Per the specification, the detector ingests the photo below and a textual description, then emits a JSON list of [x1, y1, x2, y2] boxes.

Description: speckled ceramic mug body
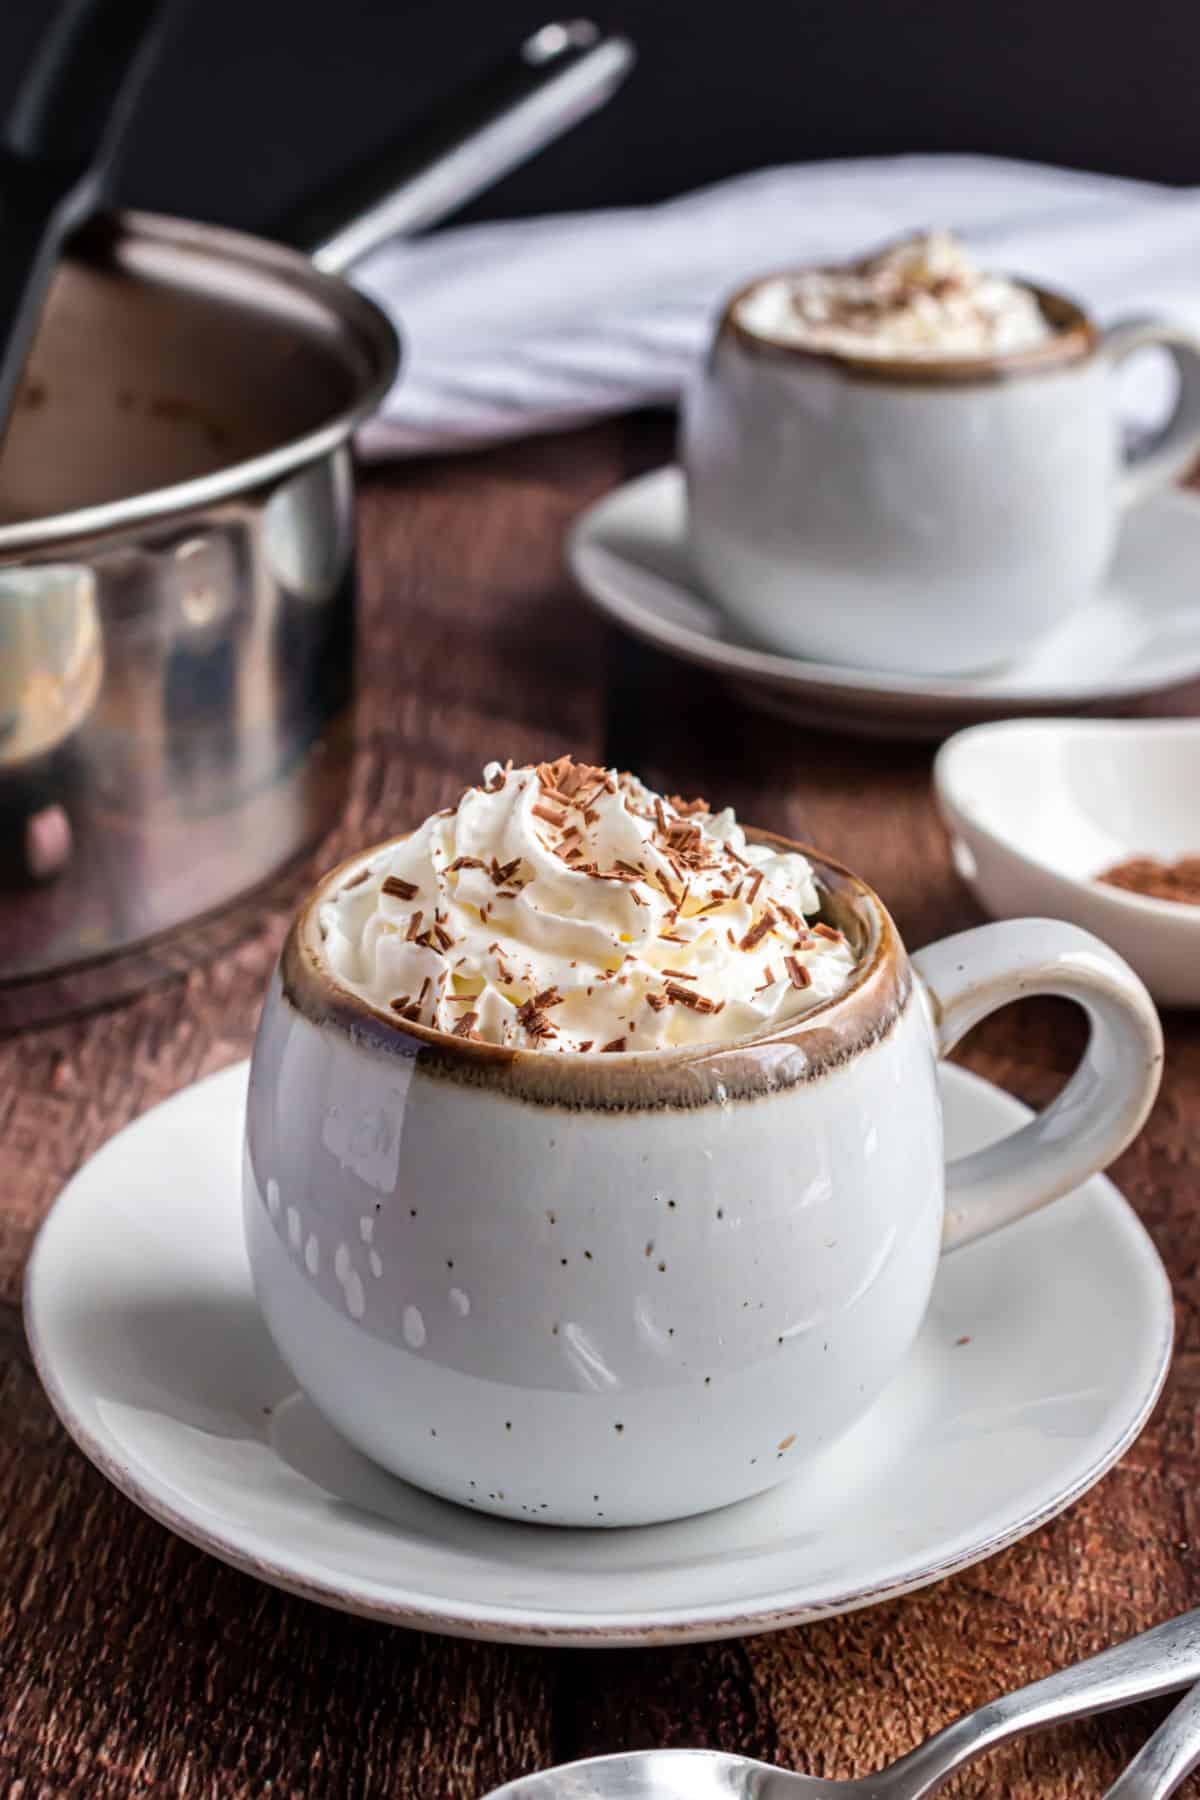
[[243, 834, 1162, 1527]]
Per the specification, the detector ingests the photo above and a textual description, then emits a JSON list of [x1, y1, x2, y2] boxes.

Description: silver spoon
[[1105, 1680, 1200, 1799], [481, 1607, 1200, 1798]]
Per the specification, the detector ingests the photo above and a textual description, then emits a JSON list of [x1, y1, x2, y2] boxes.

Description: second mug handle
[[1103, 317, 1200, 509], [910, 920, 1163, 1253]]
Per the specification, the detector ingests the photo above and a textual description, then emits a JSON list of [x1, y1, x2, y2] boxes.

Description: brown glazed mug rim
[[279, 826, 913, 1110], [719, 267, 1097, 387]]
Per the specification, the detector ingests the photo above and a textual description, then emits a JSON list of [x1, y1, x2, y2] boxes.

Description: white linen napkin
[[352, 153, 1200, 457]]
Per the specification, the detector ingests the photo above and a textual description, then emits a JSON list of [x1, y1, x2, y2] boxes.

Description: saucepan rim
[[0, 208, 400, 559]]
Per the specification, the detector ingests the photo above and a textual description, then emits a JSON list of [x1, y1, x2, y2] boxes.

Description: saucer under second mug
[[568, 466, 1200, 739]]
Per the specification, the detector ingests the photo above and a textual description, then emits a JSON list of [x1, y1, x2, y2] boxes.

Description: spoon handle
[[1103, 1681, 1200, 1800], [879, 1608, 1200, 1798]]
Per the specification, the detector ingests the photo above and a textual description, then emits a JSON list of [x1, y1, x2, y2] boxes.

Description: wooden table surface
[[2, 414, 1199, 1798]]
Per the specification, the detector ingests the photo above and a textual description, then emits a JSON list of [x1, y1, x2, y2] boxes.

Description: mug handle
[[911, 920, 1163, 1253], [1103, 317, 1200, 509]]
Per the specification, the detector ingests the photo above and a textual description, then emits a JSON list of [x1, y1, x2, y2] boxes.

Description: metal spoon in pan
[[480, 1606, 1200, 1798]]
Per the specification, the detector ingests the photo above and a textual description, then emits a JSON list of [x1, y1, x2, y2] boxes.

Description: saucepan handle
[[278, 22, 636, 274], [910, 920, 1162, 1253]]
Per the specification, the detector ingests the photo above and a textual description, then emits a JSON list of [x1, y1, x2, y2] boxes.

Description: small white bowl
[[934, 718, 1200, 1007]]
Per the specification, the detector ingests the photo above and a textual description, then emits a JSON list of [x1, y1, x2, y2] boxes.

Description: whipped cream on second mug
[[737, 230, 1052, 360], [320, 757, 855, 1052]]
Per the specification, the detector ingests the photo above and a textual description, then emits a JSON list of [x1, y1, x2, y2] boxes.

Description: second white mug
[[683, 279, 1200, 676]]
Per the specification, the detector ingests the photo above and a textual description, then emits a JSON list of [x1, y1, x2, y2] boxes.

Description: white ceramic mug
[[243, 833, 1162, 1528], [682, 279, 1200, 676]]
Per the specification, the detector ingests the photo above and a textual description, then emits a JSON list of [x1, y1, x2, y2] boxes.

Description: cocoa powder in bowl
[[1097, 855, 1200, 905]]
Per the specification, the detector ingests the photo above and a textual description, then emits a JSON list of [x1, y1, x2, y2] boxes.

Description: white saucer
[[25, 1061, 1172, 1647], [568, 467, 1200, 740]]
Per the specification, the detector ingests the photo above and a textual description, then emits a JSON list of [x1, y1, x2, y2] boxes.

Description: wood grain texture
[[1, 413, 1198, 1798]]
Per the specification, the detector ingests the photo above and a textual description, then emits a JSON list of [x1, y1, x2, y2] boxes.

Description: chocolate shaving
[[812, 922, 844, 943], [600, 1036, 627, 1053], [656, 872, 683, 909], [646, 993, 668, 1012], [777, 903, 809, 935], [671, 879, 691, 922], [536, 756, 606, 804], [660, 968, 695, 979], [452, 1012, 479, 1038], [489, 856, 522, 888], [515, 986, 564, 1036], [756, 964, 777, 992], [577, 1040, 594, 1053], [747, 869, 765, 905], [739, 909, 777, 952], [445, 856, 485, 874], [785, 956, 812, 990], [434, 924, 454, 951], [667, 821, 703, 851], [664, 981, 717, 1013], [382, 875, 419, 901], [532, 801, 567, 828], [405, 910, 424, 941]]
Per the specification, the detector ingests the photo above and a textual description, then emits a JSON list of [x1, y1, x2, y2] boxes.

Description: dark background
[[2, 0, 1199, 239]]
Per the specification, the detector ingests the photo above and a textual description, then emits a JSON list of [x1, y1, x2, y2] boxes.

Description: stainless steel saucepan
[[0, 20, 633, 1027]]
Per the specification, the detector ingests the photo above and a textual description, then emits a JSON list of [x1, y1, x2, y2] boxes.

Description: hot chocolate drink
[[320, 756, 855, 1052], [735, 230, 1052, 361]]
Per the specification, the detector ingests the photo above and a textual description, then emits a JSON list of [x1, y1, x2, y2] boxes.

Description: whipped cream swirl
[[737, 230, 1052, 361], [319, 758, 856, 1053]]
